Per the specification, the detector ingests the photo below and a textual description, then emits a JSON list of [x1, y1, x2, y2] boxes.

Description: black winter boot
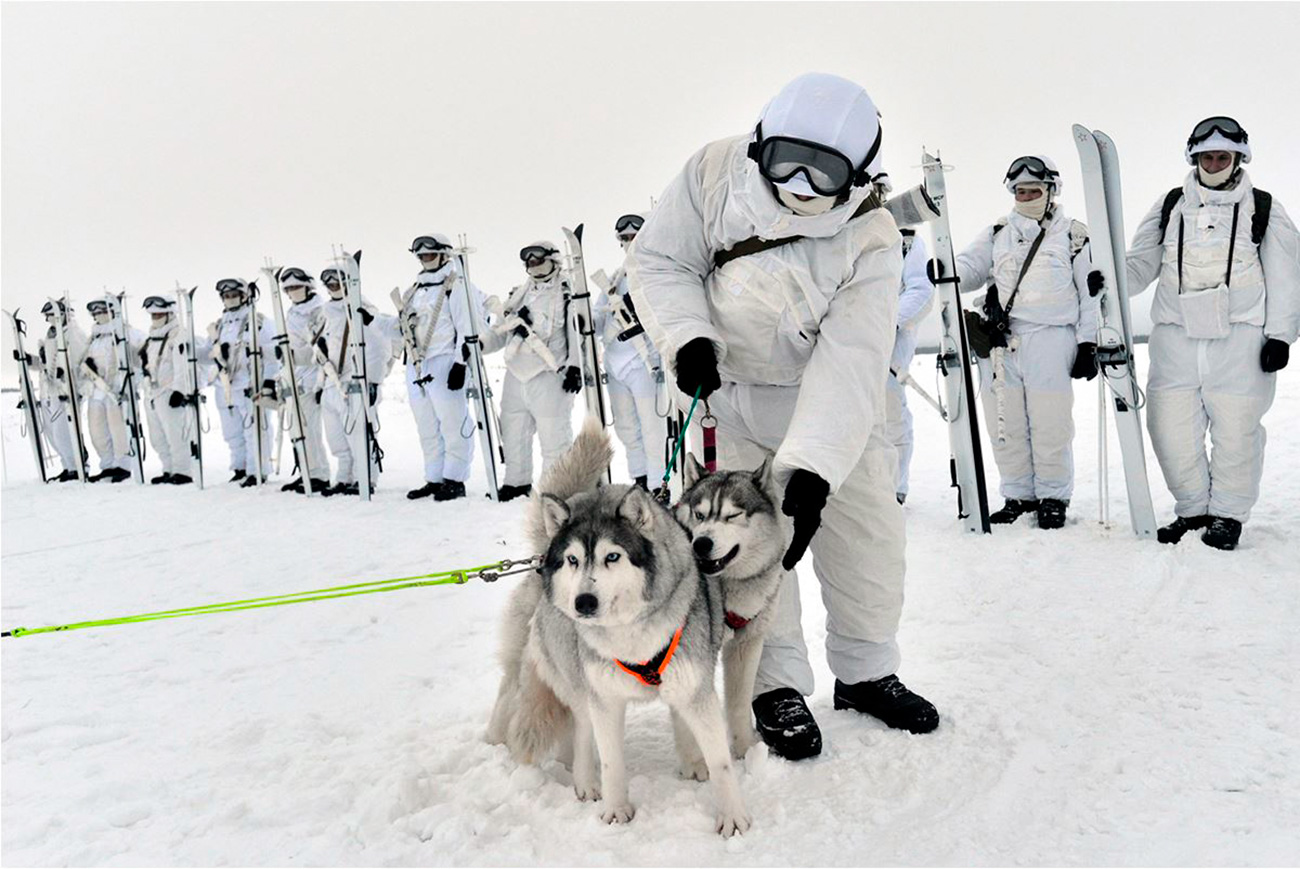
[[1036, 498, 1068, 530], [167, 474, 193, 485], [989, 498, 1038, 524], [497, 484, 532, 502], [406, 481, 442, 500], [281, 478, 305, 493], [151, 473, 173, 485], [434, 480, 466, 501], [833, 675, 940, 734], [239, 474, 260, 488], [108, 468, 132, 483], [751, 688, 823, 760], [229, 469, 246, 483], [1201, 517, 1242, 551], [634, 475, 649, 491], [1157, 514, 1211, 544], [55, 469, 79, 482]]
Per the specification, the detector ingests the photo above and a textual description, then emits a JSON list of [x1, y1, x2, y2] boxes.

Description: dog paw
[[678, 757, 710, 782], [715, 808, 753, 838], [730, 728, 760, 760], [599, 802, 635, 825], [574, 781, 601, 802]]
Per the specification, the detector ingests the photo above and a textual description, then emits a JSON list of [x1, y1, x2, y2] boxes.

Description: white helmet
[[1004, 155, 1062, 194], [1185, 116, 1251, 165]]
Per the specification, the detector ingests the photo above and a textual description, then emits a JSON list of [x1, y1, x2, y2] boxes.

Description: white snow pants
[[215, 382, 270, 477], [321, 383, 381, 485], [975, 325, 1077, 502], [702, 384, 905, 697], [42, 397, 78, 471], [884, 375, 914, 498], [146, 396, 193, 475], [500, 370, 575, 487], [607, 364, 667, 483], [289, 386, 329, 482], [1146, 323, 1276, 523], [406, 355, 475, 484], [86, 395, 130, 472]]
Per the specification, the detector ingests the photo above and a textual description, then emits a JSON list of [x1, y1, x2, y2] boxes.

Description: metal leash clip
[[472, 555, 544, 583]]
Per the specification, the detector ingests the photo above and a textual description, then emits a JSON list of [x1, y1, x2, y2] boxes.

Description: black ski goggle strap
[[614, 214, 644, 233], [520, 245, 558, 263], [747, 121, 883, 197], [216, 278, 248, 294], [142, 296, 173, 310], [87, 301, 109, 313], [1189, 116, 1248, 146], [320, 268, 344, 286], [1004, 156, 1059, 185], [279, 267, 313, 285], [41, 301, 67, 315], [410, 236, 452, 254]]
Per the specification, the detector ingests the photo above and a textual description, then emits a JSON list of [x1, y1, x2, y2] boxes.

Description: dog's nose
[[574, 593, 599, 616], [693, 537, 713, 558]]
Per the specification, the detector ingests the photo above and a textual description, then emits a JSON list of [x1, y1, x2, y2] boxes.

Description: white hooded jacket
[[486, 269, 579, 382], [627, 134, 901, 493], [404, 261, 488, 363]]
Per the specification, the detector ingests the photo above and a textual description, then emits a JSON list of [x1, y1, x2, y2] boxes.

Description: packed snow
[[2, 353, 1298, 866]]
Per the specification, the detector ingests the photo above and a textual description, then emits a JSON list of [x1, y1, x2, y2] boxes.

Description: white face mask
[[1013, 186, 1050, 220], [92, 311, 111, 325], [777, 187, 835, 216], [285, 287, 309, 304], [327, 286, 345, 301], [526, 261, 557, 279], [151, 313, 170, 328], [1197, 164, 1235, 188]]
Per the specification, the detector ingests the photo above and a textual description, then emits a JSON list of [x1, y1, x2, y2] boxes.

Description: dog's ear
[[684, 452, 707, 489], [752, 455, 775, 492], [617, 485, 656, 532], [540, 493, 570, 538]]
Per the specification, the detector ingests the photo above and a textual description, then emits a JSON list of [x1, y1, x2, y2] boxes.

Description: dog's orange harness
[[615, 627, 683, 687]]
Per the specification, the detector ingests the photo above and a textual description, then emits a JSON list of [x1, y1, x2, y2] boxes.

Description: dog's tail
[[525, 415, 612, 553], [506, 657, 572, 765]]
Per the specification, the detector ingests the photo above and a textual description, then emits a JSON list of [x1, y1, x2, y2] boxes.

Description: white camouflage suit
[[1126, 170, 1300, 522], [82, 320, 141, 473], [400, 261, 487, 485], [593, 266, 668, 483], [37, 318, 88, 473], [886, 232, 936, 499], [483, 269, 579, 488], [202, 306, 279, 477], [628, 135, 907, 695], [317, 294, 391, 486], [142, 315, 195, 476], [956, 207, 1099, 502], [280, 293, 330, 483]]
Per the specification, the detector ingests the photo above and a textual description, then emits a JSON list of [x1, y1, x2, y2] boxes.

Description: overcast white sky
[[3, 1, 1298, 367]]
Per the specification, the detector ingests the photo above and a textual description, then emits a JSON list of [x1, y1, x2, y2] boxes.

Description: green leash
[[655, 385, 703, 503], [1, 556, 541, 640]]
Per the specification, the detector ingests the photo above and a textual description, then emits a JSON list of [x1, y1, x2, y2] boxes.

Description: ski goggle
[[87, 300, 109, 312], [319, 268, 345, 286], [216, 278, 248, 295], [41, 301, 66, 315], [1188, 116, 1247, 148], [410, 236, 452, 254], [1004, 156, 1059, 186], [142, 296, 173, 311], [614, 214, 644, 234], [279, 267, 313, 286], [750, 122, 881, 197], [520, 245, 558, 264]]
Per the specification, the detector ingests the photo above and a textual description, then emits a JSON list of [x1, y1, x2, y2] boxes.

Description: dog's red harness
[[615, 628, 683, 687], [724, 611, 750, 630]]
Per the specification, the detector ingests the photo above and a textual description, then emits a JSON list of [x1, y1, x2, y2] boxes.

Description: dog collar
[[615, 627, 683, 687], [724, 611, 750, 630]]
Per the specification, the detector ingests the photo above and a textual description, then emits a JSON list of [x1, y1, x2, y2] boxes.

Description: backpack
[[1158, 186, 1272, 246]]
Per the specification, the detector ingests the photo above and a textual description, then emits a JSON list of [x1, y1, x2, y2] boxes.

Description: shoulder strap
[[711, 191, 883, 271], [1251, 188, 1272, 246], [1001, 225, 1049, 319], [1224, 202, 1241, 288], [1159, 187, 1184, 242]]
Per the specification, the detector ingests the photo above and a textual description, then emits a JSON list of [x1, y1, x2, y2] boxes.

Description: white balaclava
[[1196, 156, 1238, 189], [1013, 182, 1051, 220], [757, 72, 884, 216], [1187, 128, 1251, 189]]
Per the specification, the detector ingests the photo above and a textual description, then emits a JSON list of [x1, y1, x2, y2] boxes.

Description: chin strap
[[615, 627, 684, 687]]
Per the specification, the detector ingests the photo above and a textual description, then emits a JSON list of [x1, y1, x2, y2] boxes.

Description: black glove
[[517, 306, 532, 325], [368, 383, 379, 406], [781, 469, 831, 571], [12, 350, 28, 364], [261, 379, 277, 400], [220, 341, 231, 360], [673, 337, 721, 400], [359, 307, 375, 327], [314, 388, 323, 404], [84, 357, 99, 375], [56, 366, 65, 380], [460, 342, 471, 362], [562, 366, 582, 394], [315, 336, 328, 357], [1070, 342, 1099, 381], [926, 258, 946, 284], [512, 323, 530, 339], [447, 362, 467, 391], [168, 390, 188, 408], [273, 345, 283, 361], [1087, 270, 1105, 297], [1261, 338, 1290, 373]]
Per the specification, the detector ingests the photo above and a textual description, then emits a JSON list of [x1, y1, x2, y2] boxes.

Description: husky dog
[[676, 453, 786, 763], [488, 418, 751, 837]]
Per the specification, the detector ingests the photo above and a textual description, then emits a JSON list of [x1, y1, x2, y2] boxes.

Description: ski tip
[[574, 224, 584, 243]]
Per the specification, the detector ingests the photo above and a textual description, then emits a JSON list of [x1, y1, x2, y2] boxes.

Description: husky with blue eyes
[[675, 452, 786, 763]]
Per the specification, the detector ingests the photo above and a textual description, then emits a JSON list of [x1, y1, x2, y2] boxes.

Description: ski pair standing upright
[[4, 308, 50, 482]]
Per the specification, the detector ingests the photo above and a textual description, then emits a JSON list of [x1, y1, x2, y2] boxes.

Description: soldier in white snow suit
[[315, 266, 391, 496], [1125, 116, 1300, 551], [481, 241, 581, 502], [628, 73, 939, 761], [201, 278, 279, 486], [951, 155, 1101, 530], [80, 298, 140, 482], [593, 213, 669, 489], [34, 300, 88, 481], [398, 234, 488, 502], [139, 295, 195, 484], [885, 229, 935, 504], [274, 267, 331, 495]]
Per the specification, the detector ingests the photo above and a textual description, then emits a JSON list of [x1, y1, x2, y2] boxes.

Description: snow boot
[[434, 480, 466, 501], [151, 473, 173, 485], [239, 475, 261, 488], [497, 484, 532, 502], [634, 475, 649, 491], [108, 468, 132, 483], [88, 469, 111, 482], [229, 469, 246, 483], [1036, 498, 1068, 530], [1157, 514, 1211, 544], [752, 687, 823, 760], [1201, 517, 1242, 551], [54, 469, 79, 482], [833, 675, 940, 735], [281, 478, 305, 493], [167, 474, 193, 485], [989, 498, 1038, 524], [896, 492, 907, 505], [406, 480, 442, 501]]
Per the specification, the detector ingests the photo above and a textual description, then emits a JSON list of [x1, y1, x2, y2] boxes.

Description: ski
[[175, 283, 206, 489], [3, 309, 50, 482], [561, 225, 611, 428], [106, 293, 147, 484], [49, 297, 89, 484], [1072, 125, 1157, 538], [333, 248, 374, 502], [452, 238, 504, 501], [246, 281, 268, 486], [262, 264, 315, 498], [921, 149, 992, 534]]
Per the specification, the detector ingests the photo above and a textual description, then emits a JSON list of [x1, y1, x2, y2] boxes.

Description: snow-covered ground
[[2, 355, 1298, 866]]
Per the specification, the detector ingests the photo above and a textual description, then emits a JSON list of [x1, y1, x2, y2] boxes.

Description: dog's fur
[[487, 418, 751, 836], [675, 452, 786, 763]]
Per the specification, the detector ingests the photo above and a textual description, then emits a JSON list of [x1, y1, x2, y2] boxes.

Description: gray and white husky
[[486, 419, 751, 836], [675, 452, 786, 764]]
